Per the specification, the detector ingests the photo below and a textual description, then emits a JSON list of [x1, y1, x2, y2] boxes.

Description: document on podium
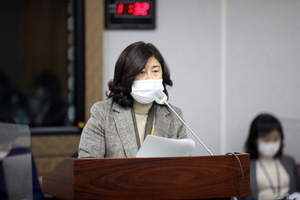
[[136, 135, 195, 158]]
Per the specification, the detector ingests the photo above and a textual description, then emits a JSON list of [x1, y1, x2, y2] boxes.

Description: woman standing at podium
[[78, 41, 187, 158], [243, 113, 300, 200]]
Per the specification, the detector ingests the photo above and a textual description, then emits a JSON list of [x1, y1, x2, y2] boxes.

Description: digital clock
[[105, 0, 155, 29], [116, 2, 150, 16]]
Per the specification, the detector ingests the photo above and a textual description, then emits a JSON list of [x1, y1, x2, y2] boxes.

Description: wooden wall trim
[[84, 0, 103, 121]]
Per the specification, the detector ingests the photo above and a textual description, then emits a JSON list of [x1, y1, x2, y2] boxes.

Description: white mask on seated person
[[258, 141, 281, 158], [131, 79, 164, 104]]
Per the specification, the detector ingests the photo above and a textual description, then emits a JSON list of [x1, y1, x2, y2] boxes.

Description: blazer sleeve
[[78, 102, 107, 158]]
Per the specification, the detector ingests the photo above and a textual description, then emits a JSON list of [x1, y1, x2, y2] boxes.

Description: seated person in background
[[78, 41, 187, 158], [243, 113, 300, 200], [27, 71, 68, 127], [0, 111, 43, 200]]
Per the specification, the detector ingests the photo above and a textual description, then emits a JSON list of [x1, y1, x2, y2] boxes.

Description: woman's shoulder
[[281, 154, 296, 160], [165, 102, 182, 112], [90, 98, 128, 113], [90, 99, 113, 112], [156, 103, 184, 119], [279, 154, 297, 165], [92, 99, 112, 107]]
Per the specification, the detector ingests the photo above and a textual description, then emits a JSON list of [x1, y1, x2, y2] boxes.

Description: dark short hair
[[106, 41, 173, 108], [244, 113, 284, 159]]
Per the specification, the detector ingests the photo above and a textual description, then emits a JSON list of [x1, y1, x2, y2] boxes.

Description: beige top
[[256, 156, 290, 200], [133, 100, 153, 145]]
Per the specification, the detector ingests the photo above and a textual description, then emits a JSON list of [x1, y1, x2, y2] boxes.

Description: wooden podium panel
[[42, 154, 250, 200]]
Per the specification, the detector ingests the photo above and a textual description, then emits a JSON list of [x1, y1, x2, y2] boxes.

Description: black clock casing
[[105, 0, 155, 29]]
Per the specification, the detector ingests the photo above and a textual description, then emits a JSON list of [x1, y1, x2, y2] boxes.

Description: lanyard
[[258, 159, 281, 198]]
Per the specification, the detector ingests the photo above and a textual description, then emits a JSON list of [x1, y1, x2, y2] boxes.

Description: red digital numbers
[[117, 2, 150, 16], [117, 3, 124, 14], [133, 3, 150, 15]]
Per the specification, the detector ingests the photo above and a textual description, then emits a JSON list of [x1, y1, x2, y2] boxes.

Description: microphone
[[154, 90, 213, 155]]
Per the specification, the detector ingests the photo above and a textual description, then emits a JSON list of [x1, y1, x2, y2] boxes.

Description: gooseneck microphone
[[154, 90, 213, 155]]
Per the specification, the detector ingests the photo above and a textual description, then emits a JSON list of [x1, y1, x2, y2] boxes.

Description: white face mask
[[258, 141, 281, 157], [131, 79, 164, 104], [0, 151, 9, 160]]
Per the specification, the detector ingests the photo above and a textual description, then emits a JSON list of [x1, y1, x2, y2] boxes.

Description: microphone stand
[[163, 101, 214, 156]]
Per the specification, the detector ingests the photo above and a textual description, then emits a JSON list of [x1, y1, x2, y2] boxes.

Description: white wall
[[103, 0, 300, 163]]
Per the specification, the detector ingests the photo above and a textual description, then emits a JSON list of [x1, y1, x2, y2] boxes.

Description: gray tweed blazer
[[78, 99, 187, 158]]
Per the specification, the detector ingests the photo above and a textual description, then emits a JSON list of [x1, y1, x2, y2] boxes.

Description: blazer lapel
[[112, 103, 139, 157], [154, 105, 171, 137]]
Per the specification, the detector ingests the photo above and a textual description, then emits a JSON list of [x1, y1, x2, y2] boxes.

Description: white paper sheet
[[136, 135, 195, 158], [287, 192, 300, 200]]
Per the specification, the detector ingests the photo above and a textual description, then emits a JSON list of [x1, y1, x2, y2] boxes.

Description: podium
[[42, 154, 250, 200]]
